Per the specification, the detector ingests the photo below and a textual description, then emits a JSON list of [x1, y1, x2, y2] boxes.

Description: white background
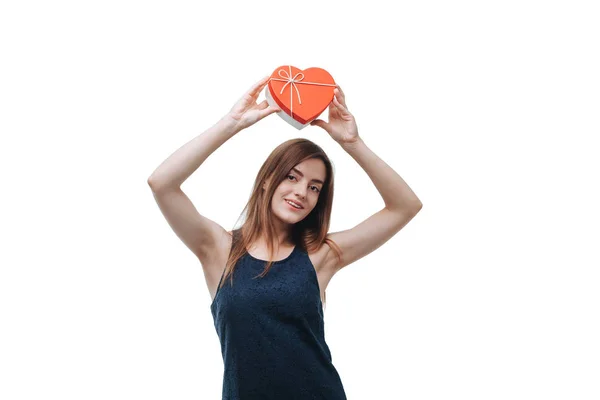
[[1, 0, 598, 399]]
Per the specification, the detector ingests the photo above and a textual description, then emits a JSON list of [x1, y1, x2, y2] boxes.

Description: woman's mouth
[[284, 199, 303, 210]]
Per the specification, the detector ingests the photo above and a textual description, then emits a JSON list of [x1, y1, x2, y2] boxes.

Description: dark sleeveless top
[[210, 230, 347, 400]]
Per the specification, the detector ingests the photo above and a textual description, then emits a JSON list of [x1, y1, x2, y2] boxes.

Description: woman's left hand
[[310, 85, 360, 145]]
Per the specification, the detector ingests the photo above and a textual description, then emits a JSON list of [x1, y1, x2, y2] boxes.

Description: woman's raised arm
[[148, 75, 280, 192], [146, 76, 280, 275]]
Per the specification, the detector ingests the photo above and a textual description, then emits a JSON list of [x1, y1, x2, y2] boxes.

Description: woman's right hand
[[223, 76, 281, 132]]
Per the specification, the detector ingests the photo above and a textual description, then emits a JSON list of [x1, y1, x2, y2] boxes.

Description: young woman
[[148, 75, 423, 399]]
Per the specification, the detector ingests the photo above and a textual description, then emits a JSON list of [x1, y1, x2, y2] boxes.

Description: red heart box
[[265, 65, 336, 130]]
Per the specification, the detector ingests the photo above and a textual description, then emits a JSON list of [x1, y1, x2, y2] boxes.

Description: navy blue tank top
[[210, 230, 347, 400]]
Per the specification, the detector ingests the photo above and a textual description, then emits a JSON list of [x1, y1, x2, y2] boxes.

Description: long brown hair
[[218, 138, 342, 309]]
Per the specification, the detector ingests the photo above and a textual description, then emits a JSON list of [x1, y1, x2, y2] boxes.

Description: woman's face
[[269, 158, 326, 225]]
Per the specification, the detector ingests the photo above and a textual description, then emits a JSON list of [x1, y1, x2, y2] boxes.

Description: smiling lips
[[284, 199, 304, 209]]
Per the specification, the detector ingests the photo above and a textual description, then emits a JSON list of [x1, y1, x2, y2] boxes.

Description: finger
[[247, 75, 270, 98], [334, 87, 347, 109], [335, 84, 345, 98], [310, 119, 330, 132], [332, 96, 350, 115], [258, 105, 281, 119], [254, 99, 269, 110], [327, 101, 339, 116]]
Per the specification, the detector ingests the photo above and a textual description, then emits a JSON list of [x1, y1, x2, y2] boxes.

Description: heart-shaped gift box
[[265, 65, 336, 130]]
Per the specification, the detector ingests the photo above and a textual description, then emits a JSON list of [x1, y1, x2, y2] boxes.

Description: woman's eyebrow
[[291, 167, 324, 185]]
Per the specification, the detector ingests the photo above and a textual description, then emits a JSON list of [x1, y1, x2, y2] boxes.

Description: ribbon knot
[[278, 68, 304, 106]]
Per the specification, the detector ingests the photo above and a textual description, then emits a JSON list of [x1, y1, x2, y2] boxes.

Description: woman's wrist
[[217, 114, 243, 135], [339, 135, 363, 149]]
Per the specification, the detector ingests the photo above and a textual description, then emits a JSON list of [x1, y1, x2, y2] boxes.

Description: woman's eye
[[288, 175, 319, 193]]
